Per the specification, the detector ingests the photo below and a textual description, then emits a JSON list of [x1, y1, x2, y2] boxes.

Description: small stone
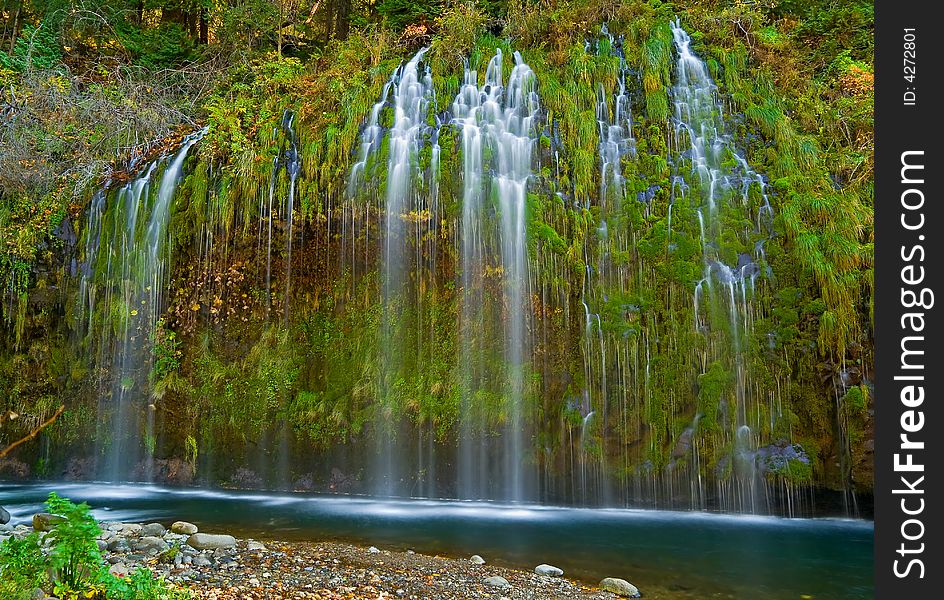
[[32, 513, 65, 532], [249, 578, 260, 586], [600, 577, 641, 598], [107, 538, 132, 553], [171, 521, 198, 535], [120, 523, 143, 534], [96, 539, 108, 551], [484, 576, 511, 588], [186, 533, 236, 550], [470, 554, 486, 565], [109, 563, 130, 578], [534, 564, 563, 577], [247, 540, 267, 551], [192, 555, 212, 567], [368, 546, 381, 553], [134, 536, 169, 553], [141, 523, 166, 537]]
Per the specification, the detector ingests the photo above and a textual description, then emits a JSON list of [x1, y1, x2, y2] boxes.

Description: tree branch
[[0, 405, 65, 458]]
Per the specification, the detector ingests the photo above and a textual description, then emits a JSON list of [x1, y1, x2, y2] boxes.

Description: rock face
[[483, 575, 511, 588], [534, 564, 564, 577], [171, 521, 198, 535], [32, 513, 65, 532], [186, 533, 236, 550], [600, 577, 641, 598], [0, 506, 10, 524]]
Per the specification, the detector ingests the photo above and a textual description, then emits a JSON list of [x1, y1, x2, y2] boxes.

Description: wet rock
[[0, 505, 9, 524], [368, 546, 381, 553], [141, 523, 166, 537], [187, 533, 236, 550], [600, 577, 641, 597], [535, 564, 564, 577], [247, 540, 267, 551], [171, 521, 198, 535], [484, 575, 511, 588], [470, 554, 486, 565], [32, 513, 65, 532]]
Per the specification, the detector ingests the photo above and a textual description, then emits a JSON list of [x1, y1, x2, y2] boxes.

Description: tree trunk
[[8, 5, 20, 55], [200, 8, 208, 44], [335, 0, 352, 41]]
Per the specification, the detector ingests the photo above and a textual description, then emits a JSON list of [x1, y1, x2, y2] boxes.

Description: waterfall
[[670, 19, 774, 512], [452, 49, 541, 501], [345, 47, 438, 496], [79, 127, 207, 482]]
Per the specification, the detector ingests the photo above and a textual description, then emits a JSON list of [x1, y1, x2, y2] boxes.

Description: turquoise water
[[0, 483, 873, 599]]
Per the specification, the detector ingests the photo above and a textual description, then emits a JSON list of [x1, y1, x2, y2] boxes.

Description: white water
[[453, 49, 541, 501]]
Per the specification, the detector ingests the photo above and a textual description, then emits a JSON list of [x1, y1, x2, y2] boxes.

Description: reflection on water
[[0, 483, 873, 599]]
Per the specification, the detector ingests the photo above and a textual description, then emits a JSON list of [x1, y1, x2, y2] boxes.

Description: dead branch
[[0, 404, 65, 459]]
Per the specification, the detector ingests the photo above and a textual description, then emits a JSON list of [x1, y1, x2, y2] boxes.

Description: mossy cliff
[[0, 0, 873, 515]]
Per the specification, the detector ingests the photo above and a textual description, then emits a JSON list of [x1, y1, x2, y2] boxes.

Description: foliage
[[0, 493, 189, 599], [0, 532, 47, 599], [44, 491, 103, 588]]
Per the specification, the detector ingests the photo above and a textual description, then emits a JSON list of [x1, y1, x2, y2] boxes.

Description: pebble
[[535, 563, 564, 577], [600, 577, 641, 598], [484, 575, 511, 588], [368, 546, 381, 553], [172, 521, 199, 535], [141, 522, 166, 536], [470, 554, 486, 565], [187, 533, 236, 550]]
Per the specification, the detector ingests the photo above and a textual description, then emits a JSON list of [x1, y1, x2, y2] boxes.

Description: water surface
[[0, 483, 873, 599]]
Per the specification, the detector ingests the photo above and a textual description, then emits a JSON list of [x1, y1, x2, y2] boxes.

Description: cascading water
[[34, 19, 854, 518], [452, 49, 541, 502], [669, 19, 777, 513], [348, 48, 438, 496], [78, 128, 207, 482]]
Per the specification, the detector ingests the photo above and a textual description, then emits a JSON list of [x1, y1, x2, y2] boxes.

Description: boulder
[[483, 576, 511, 588], [32, 513, 65, 532], [171, 521, 198, 535], [186, 533, 236, 550], [534, 564, 564, 577], [600, 577, 641, 598], [0, 506, 10, 524], [141, 523, 166, 537]]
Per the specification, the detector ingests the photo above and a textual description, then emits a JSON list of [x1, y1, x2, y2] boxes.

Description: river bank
[[4, 515, 653, 599]]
